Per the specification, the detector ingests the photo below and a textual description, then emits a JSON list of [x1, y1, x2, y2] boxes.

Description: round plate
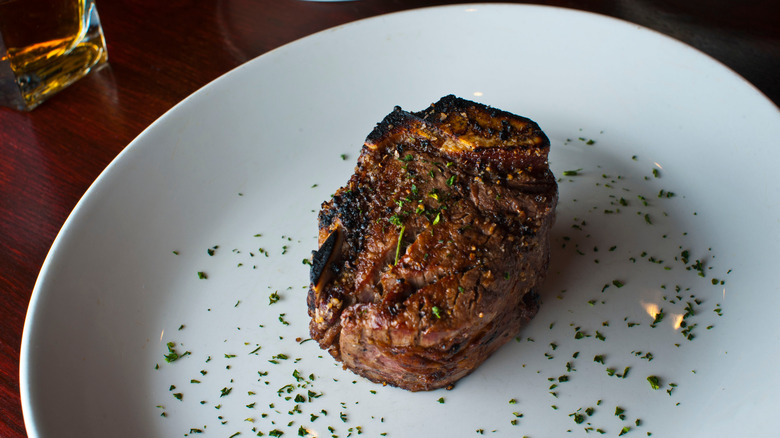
[[21, 4, 780, 437]]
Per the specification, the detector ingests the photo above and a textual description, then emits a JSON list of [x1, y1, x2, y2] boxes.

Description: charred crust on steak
[[310, 230, 339, 286], [308, 95, 557, 391]]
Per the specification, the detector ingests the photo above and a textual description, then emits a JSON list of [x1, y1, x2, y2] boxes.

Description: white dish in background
[[20, 4, 780, 437]]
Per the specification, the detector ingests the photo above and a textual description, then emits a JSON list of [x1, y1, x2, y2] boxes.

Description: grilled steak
[[308, 95, 557, 391]]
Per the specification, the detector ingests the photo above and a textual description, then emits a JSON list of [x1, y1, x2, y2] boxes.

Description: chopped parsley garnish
[[690, 259, 706, 277], [647, 375, 661, 390], [394, 225, 406, 265], [163, 342, 189, 363], [650, 310, 665, 327], [389, 214, 403, 227], [163, 342, 179, 363]]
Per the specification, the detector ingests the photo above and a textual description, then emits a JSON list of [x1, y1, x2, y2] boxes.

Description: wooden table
[[1, 0, 777, 435]]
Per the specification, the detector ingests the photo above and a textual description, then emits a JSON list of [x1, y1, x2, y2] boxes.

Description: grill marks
[[308, 95, 557, 391]]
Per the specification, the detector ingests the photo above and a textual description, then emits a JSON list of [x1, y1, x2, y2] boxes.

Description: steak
[[308, 95, 557, 391]]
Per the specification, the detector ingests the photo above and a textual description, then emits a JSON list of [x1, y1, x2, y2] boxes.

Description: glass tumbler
[[0, 0, 107, 111]]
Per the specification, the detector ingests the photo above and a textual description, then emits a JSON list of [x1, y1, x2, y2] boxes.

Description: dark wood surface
[[1, 0, 777, 435]]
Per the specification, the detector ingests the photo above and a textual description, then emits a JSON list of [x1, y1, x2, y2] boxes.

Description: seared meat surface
[[308, 95, 557, 391]]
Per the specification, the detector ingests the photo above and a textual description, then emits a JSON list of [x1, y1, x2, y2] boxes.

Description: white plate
[[21, 4, 780, 437]]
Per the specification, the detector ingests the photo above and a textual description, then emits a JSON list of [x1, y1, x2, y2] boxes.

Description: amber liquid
[[0, 0, 107, 110]]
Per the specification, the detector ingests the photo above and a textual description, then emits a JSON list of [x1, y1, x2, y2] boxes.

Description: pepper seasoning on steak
[[308, 95, 557, 391]]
